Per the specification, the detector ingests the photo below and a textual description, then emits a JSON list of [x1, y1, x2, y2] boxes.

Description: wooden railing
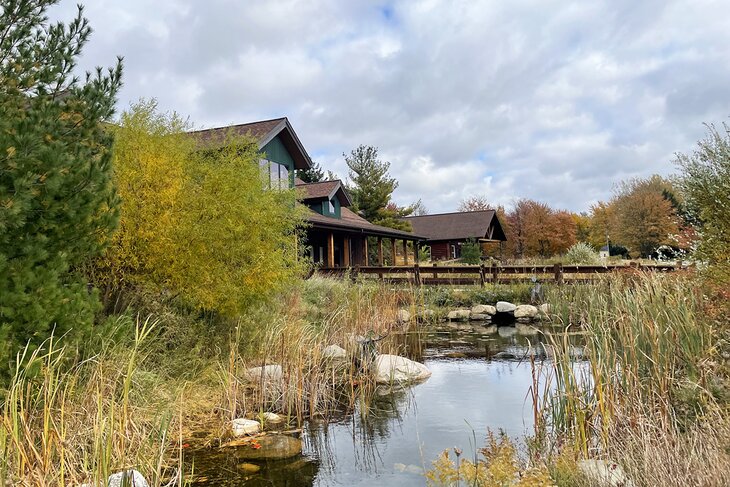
[[315, 262, 681, 285]]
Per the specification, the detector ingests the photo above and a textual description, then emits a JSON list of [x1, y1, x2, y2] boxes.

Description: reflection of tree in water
[[306, 384, 416, 476]]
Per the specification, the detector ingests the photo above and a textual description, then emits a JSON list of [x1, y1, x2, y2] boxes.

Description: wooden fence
[[315, 262, 681, 286]]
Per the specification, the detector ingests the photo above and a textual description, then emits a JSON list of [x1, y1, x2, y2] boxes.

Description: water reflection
[[188, 325, 585, 486]]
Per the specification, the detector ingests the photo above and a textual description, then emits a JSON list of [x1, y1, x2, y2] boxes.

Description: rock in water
[[470, 313, 492, 321], [244, 364, 283, 382], [497, 326, 517, 338], [496, 301, 517, 313], [237, 435, 303, 460], [373, 354, 432, 384], [237, 463, 261, 473], [481, 325, 498, 335], [322, 344, 347, 360], [516, 323, 540, 336], [232, 418, 261, 436], [447, 309, 471, 321], [514, 304, 538, 318], [396, 309, 411, 323], [107, 470, 149, 487], [471, 304, 497, 315], [577, 459, 635, 487], [260, 412, 284, 423]]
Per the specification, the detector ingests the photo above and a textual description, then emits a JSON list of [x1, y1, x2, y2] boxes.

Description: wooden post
[[491, 263, 499, 283], [414, 262, 422, 286], [327, 232, 334, 268], [403, 239, 408, 265], [363, 237, 369, 266], [553, 263, 563, 284], [343, 236, 350, 267], [432, 262, 439, 280], [378, 237, 384, 266], [479, 263, 486, 287], [391, 238, 397, 266]]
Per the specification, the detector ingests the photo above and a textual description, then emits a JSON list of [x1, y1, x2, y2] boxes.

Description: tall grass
[[538, 272, 730, 486], [0, 317, 187, 487]]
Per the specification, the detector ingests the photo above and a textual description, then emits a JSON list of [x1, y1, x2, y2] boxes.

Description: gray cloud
[[49, 0, 730, 213]]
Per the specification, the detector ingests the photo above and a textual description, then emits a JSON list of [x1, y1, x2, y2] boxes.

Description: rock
[[107, 470, 149, 487], [418, 309, 435, 321], [232, 418, 260, 436], [577, 459, 635, 487], [470, 313, 492, 321], [235, 435, 303, 460], [492, 351, 517, 360], [471, 304, 496, 315], [516, 323, 540, 336], [516, 317, 532, 324], [260, 412, 283, 423], [481, 325, 498, 335], [396, 309, 411, 323], [322, 345, 347, 360], [539, 303, 551, 314], [447, 309, 471, 321], [497, 326, 517, 338], [496, 301, 517, 313], [373, 354, 432, 384], [244, 364, 283, 382], [237, 463, 261, 473], [514, 304, 539, 319]]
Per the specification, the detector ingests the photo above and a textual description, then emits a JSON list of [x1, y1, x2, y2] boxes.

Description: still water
[[188, 325, 580, 486]]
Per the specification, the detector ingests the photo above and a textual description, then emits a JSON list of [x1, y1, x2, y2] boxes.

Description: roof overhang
[[259, 118, 312, 171]]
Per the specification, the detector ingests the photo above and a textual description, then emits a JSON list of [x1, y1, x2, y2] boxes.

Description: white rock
[[471, 304, 496, 315], [108, 470, 149, 487], [231, 418, 260, 436], [260, 412, 283, 423], [496, 301, 517, 313], [539, 303, 551, 314], [244, 364, 283, 382], [516, 323, 540, 336], [481, 325, 498, 335], [577, 459, 635, 487], [514, 304, 539, 318], [373, 354, 432, 384], [322, 344, 347, 360], [396, 309, 411, 323], [497, 326, 517, 338], [417, 308, 435, 320], [447, 309, 471, 321], [470, 313, 492, 321]]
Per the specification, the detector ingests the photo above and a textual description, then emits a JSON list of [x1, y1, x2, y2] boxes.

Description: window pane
[[279, 164, 289, 189]]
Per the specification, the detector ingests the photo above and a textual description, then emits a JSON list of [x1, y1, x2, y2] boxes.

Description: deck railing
[[315, 262, 681, 285]]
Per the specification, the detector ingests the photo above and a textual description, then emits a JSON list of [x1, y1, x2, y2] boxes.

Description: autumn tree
[[572, 212, 592, 244], [458, 195, 492, 212], [505, 199, 576, 258], [0, 1, 122, 371], [676, 123, 730, 282], [345, 144, 412, 231], [99, 101, 306, 316], [410, 198, 429, 216]]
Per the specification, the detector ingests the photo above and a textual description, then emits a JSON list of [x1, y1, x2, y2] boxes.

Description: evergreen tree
[[344, 144, 412, 231], [0, 0, 122, 371], [296, 160, 325, 183]]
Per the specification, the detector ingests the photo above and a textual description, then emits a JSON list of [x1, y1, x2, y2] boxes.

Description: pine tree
[[296, 160, 325, 183], [0, 0, 123, 372]]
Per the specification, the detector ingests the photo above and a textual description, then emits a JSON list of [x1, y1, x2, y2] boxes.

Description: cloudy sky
[[50, 0, 730, 213]]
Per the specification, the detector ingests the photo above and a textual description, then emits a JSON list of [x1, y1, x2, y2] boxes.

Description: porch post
[[343, 236, 350, 267], [327, 232, 334, 268], [403, 239, 409, 265], [391, 237, 397, 265], [363, 238, 369, 266], [377, 237, 384, 266]]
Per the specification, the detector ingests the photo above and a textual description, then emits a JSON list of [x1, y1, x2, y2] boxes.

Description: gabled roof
[[295, 179, 353, 207], [306, 206, 425, 240], [188, 117, 312, 170], [403, 210, 507, 242]]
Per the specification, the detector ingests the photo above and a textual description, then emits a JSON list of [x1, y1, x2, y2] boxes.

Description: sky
[[49, 0, 730, 214]]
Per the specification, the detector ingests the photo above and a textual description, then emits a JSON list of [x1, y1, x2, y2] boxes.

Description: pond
[[187, 324, 584, 486]]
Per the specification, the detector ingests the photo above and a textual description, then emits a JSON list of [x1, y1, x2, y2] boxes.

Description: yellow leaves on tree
[[103, 101, 306, 316]]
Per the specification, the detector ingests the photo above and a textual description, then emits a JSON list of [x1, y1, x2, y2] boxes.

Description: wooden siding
[[262, 135, 295, 187]]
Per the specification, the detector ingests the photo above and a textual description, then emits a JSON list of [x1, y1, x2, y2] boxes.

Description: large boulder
[[244, 364, 283, 382], [515, 323, 540, 336], [417, 308, 435, 321], [322, 344, 347, 360], [539, 303, 551, 314], [496, 301, 517, 313], [447, 309, 471, 321], [470, 313, 492, 321], [577, 459, 635, 487], [497, 326, 517, 338], [471, 304, 497, 315], [232, 434, 303, 460], [514, 304, 539, 319], [232, 418, 261, 436], [373, 354, 432, 384]]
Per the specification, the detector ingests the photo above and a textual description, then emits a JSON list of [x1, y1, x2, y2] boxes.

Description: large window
[[259, 159, 290, 190], [328, 199, 335, 214]]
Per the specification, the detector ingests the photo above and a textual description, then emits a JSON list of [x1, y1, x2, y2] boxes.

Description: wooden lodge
[[190, 117, 425, 268], [403, 210, 507, 260]]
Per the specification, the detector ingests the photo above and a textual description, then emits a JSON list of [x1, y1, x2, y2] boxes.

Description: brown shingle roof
[[295, 180, 340, 199], [306, 207, 424, 240], [403, 210, 506, 241]]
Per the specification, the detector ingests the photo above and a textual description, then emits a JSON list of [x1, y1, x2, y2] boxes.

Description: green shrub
[[460, 238, 482, 264], [563, 242, 601, 265]]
